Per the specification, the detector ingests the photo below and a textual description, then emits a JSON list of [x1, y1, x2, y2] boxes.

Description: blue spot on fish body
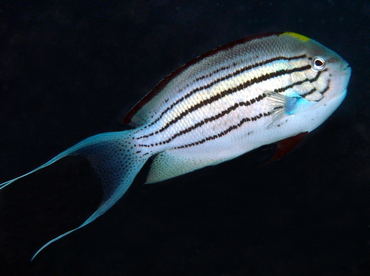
[[285, 96, 313, 115]]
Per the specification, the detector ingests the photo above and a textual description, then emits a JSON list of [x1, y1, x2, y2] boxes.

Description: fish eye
[[311, 56, 326, 71]]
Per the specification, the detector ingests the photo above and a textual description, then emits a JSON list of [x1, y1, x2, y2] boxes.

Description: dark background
[[0, 0, 369, 275]]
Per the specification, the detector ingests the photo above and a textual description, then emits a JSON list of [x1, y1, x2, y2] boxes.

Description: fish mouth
[[342, 63, 351, 74], [316, 63, 350, 102], [337, 88, 348, 98], [334, 64, 351, 98]]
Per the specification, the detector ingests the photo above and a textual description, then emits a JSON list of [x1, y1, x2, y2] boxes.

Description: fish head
[[301, 38, 352, 105], [274, 33, 352, 132]]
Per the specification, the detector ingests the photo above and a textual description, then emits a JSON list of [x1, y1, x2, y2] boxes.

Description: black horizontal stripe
[[302, 88, 317, 98], [274, 70, 323, 94], [137, 64, 311, 140], [303, 78, 331, 102], [320, 79, 331, 95], [123, 32, 285, 125], [142, 54, 308, 130], [173, 54, 308, 102], [138, 94, 267, 147], [152, 70, 323, 144], [174, 112, 271, 149], [170, 72, 324, 142], [138, 111, 271, 148], [137, 67, 328, 148]]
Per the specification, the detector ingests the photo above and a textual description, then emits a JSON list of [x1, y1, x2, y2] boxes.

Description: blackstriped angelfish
[[0, 32, 351, 259]]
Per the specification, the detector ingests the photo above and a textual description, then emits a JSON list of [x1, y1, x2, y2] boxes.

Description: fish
[[0, 32, 351, 260]]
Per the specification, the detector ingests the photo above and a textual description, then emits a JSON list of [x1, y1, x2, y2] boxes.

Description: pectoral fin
[[265, 91, 315, 127]]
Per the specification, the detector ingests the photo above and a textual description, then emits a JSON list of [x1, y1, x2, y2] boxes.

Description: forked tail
[[0, 130, 151, 260]]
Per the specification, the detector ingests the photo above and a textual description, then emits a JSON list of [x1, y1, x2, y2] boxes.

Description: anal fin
[[146, 149, 222, 184]]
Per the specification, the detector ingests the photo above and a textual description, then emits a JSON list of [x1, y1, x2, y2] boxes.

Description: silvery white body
[[130, 33, 351, 182], [0, 32, 351, 259]]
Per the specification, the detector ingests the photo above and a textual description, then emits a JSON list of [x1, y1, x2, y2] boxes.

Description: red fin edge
[[268, 132, 308, 163]]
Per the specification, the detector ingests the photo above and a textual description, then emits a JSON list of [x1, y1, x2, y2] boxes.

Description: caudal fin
[[0, 130, 151, 260]]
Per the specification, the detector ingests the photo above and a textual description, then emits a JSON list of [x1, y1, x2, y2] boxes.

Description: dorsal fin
[[123, 32, 282, 127]]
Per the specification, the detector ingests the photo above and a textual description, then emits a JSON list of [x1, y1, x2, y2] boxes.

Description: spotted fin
[[145, 149, 224, 184], [0, 131, 151, 260]]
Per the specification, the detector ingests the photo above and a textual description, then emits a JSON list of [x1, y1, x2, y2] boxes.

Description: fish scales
[[0, 32, 351, 259], [132, 36, 320, 157]]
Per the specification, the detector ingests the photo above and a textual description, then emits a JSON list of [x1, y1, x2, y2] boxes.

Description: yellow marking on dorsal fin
[[281, 32, 310, 42]]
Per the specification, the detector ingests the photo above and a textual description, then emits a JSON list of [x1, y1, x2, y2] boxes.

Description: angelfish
[[0, 32, 351, 259]]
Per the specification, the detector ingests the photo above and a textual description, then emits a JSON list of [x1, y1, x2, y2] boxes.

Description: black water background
[[0, 1, 369, 275]]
